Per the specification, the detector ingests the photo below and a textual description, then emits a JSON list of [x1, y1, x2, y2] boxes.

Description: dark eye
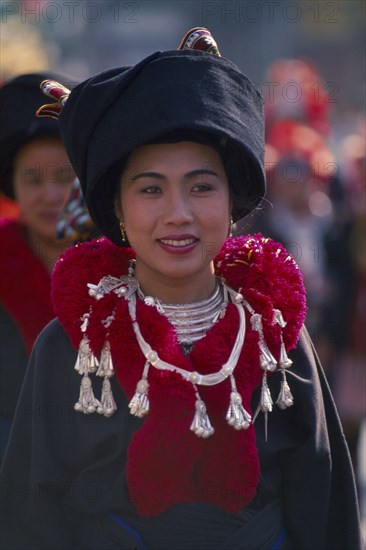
[[192, 183, 212, 192], [57, 167, 75, 185], [24, 173, 42, 186], [52, 172, 74, 187], [140, 186, 162, 194]]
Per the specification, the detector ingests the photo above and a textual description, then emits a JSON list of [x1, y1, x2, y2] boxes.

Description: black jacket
[[0, 320, 362, 550]]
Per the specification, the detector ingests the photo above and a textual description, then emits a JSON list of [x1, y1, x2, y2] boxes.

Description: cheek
[[198, 207, 230, 255], [13, 185, 37, 211], [59, 182, 74, 202], [118, 187, 134, 221], [202, 198, 230, 226], [123, 197, 159, 229]]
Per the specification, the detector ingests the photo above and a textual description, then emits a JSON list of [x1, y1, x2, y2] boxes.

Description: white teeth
[[160, 238, 195, 247]]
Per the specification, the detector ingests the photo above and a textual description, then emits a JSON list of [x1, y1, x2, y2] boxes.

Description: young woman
[[0, 29, 361, 550], [0, 74, 75, 460]]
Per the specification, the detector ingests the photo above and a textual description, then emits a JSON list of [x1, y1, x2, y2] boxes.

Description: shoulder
[[0, 219, 52, 335], [0, 218, 25, 247], [216, 234, 305, 298], [52, 237, 133, 292], [36, 317, 75, 350], [31, 319, 77, 375], [0, 217, 21, 233], [0, 303, 28, 361], [216, 234, 307, 350], [53, 238, 132, 281], [0, 219, 42, 277], [52, 238, 134, 346], [24, 319, 81, 409]]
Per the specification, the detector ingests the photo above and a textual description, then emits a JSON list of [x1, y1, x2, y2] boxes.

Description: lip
[[157, 234, 199, 254]]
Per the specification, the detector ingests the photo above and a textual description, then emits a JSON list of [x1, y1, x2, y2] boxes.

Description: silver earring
[[119, 220, 127, 242]]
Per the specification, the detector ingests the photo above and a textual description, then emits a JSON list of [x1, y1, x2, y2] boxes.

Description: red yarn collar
[[52, 235, 307, 517], [0, 219, 54, 354]]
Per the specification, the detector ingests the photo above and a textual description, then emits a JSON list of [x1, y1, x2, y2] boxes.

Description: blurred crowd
[[0, 57, 365, 529], [250, 60, 366, 530], [252, 59, 366, 467]]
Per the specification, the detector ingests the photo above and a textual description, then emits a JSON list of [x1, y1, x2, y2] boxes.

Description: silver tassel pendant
[[100, 378, 117, 417], [96, 342, 117, 416], [279, 341, 293, 369], [190, 398, 215, 438], [273, 308, 293, 369], [226, 391, 252, 430], [74, 374, 102, 414], [96, 340, 114, 378], [272, 308, 294, 408], [250, 313, 277, 372], [276, 371, 294, 409], [254, 373, 273, 442], [258, 341, 277, 372], [260, 374, 273, 413], [129, 361, 150, 418], [74, 334, 99, 375], [129, 378, 150, 418]]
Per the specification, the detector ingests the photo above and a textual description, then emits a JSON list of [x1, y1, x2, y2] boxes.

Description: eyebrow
[[131, 168, 220, 181]]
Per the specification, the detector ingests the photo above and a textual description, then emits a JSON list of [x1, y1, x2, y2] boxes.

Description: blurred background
[[1, 0, 365, 531]]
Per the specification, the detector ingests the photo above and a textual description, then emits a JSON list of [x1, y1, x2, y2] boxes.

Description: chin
[[32, 226, 58, 243], [162, 264, 208, 281]]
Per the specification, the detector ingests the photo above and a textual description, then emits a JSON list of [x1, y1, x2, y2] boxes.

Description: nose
[[162, 189, 194, 226], [42, 181, 66, 204]]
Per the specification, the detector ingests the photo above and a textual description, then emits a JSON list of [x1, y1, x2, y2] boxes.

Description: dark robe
[[0, 319, 361, 550]]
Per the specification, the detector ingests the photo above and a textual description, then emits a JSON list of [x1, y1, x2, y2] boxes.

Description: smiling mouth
[[159, 238, 197, 247]]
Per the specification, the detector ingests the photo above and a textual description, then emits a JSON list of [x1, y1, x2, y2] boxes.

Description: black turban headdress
[[0, 73, 69, 199], [37, 28, 265, 246]]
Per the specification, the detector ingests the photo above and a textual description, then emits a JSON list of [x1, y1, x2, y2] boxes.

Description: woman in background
[[0, 74, 75, 459]]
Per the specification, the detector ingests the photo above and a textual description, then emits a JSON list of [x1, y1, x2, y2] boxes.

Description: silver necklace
[[137, 280, 228, 345], [76, 262, 295, 439], [128, 281, 252, 436]]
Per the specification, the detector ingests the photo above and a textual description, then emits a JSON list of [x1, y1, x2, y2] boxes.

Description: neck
[[134, 263, 217, 304], [27, 230, 70, 273]]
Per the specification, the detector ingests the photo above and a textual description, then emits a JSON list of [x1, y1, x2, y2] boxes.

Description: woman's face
[[13, 137, 75, 242], [117, 141, 230, 296]]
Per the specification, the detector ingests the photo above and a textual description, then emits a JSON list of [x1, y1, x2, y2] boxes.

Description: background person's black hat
[[0, 72, 70, 199], [37, 28, 265, 246]]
